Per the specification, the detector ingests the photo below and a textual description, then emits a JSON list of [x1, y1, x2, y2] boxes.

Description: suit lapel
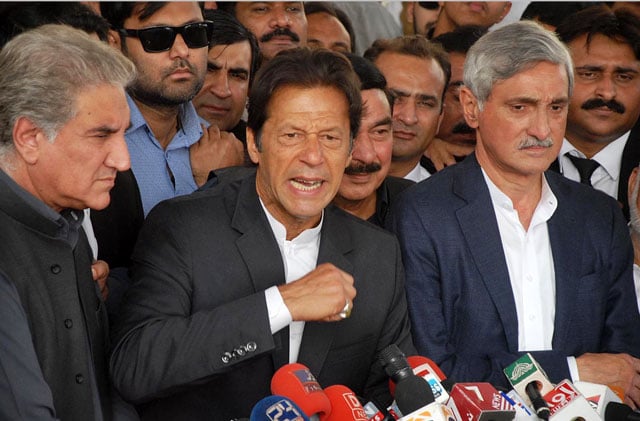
[[298, 207, 354, 375], [231, 177, 289, 368], [617, 119, 640, 219], [455, 156, 519, 352], [545, 174, 582, 348]]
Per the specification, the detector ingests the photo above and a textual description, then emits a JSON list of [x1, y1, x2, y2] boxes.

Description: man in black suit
[[551, 6, 640, 219], [110, 48, 415, 419]]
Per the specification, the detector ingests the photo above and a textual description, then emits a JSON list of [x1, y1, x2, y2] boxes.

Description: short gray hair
[[0, 24, 136, 155], [464, 20, 574, 110]]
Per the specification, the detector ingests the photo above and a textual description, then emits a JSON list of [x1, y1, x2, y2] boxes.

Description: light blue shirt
[[125, 94, 206, 216]]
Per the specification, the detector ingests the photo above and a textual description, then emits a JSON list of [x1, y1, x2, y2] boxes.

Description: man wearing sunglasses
[[100, 2, 244, 217]]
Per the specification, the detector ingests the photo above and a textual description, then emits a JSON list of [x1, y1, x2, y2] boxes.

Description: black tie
[[566, 153, 600, 187]]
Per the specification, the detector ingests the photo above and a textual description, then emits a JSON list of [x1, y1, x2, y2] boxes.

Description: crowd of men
[[0, 2, 639, 420]]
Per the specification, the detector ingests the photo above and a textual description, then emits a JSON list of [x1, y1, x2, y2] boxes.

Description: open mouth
[[291, 178, 323, 192]]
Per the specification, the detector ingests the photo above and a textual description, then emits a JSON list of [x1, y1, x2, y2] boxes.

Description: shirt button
[[50, 264, 61, 274], [75, 374, 84, 384], [529, 314, 535, 321], [64, 319, 73, 329], [246, 342, 257, 352]]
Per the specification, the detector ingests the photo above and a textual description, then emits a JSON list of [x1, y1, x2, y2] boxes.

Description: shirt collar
[[482, 168, 557, 228], [259, 198, 323, 245], [125, 93, 207, 148], [560, 131, 631, 181]]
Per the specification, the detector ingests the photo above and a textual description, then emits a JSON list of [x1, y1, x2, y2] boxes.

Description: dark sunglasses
[[120, 21, 214, 53], [418, 2, 440, 10]]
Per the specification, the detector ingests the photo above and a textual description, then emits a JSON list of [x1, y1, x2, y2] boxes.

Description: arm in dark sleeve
[[109, 202, 277, 404], [0, 272, 59, 420]]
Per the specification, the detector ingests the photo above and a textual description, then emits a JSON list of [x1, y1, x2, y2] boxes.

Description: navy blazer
[[110, 174, 415, 419], [392, 154, 640, 389]]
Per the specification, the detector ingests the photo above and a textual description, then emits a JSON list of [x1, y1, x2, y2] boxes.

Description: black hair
[[204, 9, 262, 87], [304, 2, 356, 53], [431, 25, 487, 55], [0, 2, 109, 47], [248, 47, 362, 149], [556, 5, 640, 60]]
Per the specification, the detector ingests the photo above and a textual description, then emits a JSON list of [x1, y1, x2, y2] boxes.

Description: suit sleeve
[[109, 202, 277, 404], [0, 272, 59, 420]]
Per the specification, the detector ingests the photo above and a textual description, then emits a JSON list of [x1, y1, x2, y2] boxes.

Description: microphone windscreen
[[394, 375, 435, 415], [321, 385, 368, 421], [271, 363, 331, 417], [250, 395, 310, 421], [605, 401, 640, 421]]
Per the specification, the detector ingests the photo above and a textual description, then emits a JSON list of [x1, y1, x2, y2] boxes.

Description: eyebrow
[[508, 96, 570, 105], [576, 65, 639, 74], [86, 126, 120, 136], [373, 117, 393, 127]]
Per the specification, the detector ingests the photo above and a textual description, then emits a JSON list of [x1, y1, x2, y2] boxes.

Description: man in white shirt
[[392, 21, 640, 409], [552, 6, 640, 220]]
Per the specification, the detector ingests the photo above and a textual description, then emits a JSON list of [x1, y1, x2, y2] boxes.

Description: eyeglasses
[[120, 21, 214, 53], [417, 2, 440, 10]]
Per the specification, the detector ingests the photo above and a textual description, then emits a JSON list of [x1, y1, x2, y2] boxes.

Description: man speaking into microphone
[[391, 20, 640, 409], [110, 48, 415, 420]]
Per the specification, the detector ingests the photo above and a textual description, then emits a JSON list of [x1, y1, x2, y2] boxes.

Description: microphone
[[362, 400, 393, 421], [398, 401, 457, 421], [405, 356, 451, 402], [447, 382, 516, 421], [250, 395, 310, 421], [542, 379, 600, 420], [271, 363, 331, 418], [575, 381, 623, 417], [320, 385, 368, 421], [604, 402, 640, 421], [379, 345, 434, 416], [504, 353, 554, 408], [525, 381, 551, 420]]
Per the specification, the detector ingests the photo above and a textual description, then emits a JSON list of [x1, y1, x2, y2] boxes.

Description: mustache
[[163, 59, 196, 77], [518, 136, 554, 149], [452, 121, 475, 134], [581, 98, 625, 114], [345, 161, 382, 175], [260, 27, 300, 43]]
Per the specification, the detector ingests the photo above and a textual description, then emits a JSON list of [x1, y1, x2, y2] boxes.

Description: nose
[[169, 33, 189, 59], [270, 6, 291, 27], [594, 73, 617, 101], [351, 133, 377, 164], [528, 108, 552, 142], [210, 72, 232, 99], [106, 134, 131, 172], [299, 134, 324, 166], [393, 100, 418, 126]]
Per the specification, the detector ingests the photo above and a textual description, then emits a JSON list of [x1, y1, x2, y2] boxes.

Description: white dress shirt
[[483, 170, 580, 380], [559, 132, 630, 198], [404, 161, 431, 183], [261, 199, 322, 363]]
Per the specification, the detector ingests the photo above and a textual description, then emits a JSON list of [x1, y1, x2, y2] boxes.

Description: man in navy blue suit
[[392, 20, 640, 408]]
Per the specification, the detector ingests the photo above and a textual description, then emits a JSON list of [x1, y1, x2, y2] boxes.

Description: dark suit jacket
[[549, 117, 640, 220], [110, 174, 415, 420], [392, 153, 640, 389]]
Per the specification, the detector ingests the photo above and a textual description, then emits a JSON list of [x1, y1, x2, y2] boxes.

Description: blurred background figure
[[304, 1, 354, 53]]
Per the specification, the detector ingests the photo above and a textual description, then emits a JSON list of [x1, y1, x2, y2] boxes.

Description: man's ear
[[246, 127, 260, 165], [107, 28, 121, 49], [12, 117, 45, 165], [459, 86, 480, 129]]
